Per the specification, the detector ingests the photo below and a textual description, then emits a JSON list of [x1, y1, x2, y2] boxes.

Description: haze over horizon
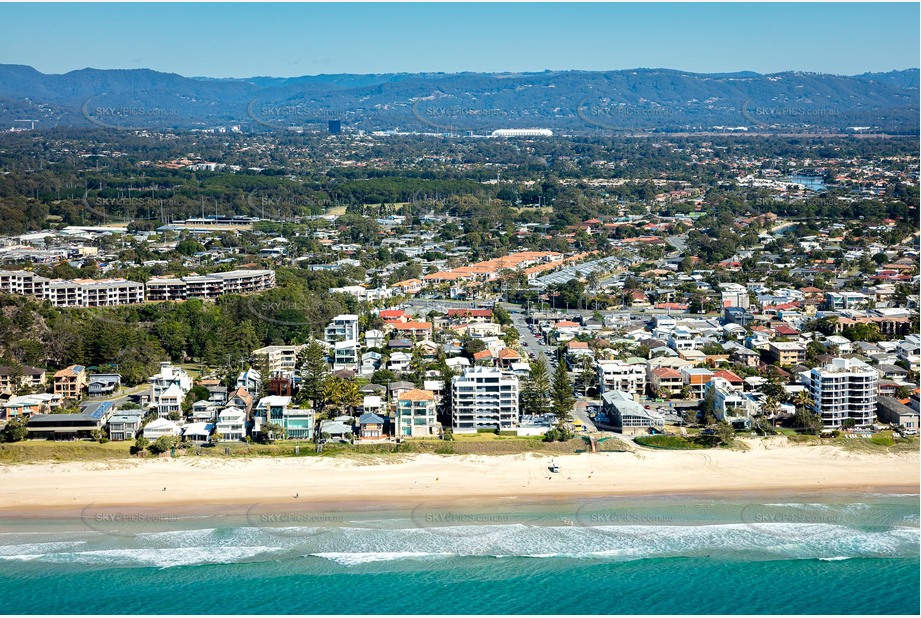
[[0, 2, 917, 78]]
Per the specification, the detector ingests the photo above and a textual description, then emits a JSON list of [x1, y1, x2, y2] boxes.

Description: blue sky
[[1, 2, 917, 77]]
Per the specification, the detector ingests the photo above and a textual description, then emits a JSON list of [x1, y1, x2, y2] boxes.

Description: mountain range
[[0, 65, 917, 133]]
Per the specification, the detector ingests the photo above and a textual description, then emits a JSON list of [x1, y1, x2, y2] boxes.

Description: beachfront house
[[357, 412, 386, 441], [216, 407, 246, 441], [142, 417, 181, 440], [395, 388, 439, 438], [108, 410, 144, 441]]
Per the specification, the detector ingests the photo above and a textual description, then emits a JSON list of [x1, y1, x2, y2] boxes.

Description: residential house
[[357, 412, 386, 441], [107, 410, 143, 441], [252, 395, 284, 434], [396, 388, 440, 438], [155, 383, 185, 418], [183, 422, 214, 443], [143, 417, 182, 440], [681, 367, 715, 400], [87, 374, 121, 397], [149, 362, 192, 406], [236, 368, 262, 397], [216, 407, 247, 441]]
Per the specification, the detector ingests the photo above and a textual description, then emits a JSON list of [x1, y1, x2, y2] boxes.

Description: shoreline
[[0, 438, 917, 516]]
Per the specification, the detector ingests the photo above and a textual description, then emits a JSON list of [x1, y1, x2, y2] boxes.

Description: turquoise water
[[0, 493, 918, 614]]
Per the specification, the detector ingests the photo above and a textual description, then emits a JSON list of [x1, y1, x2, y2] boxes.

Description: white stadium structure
[[490, 128, 553, 137]]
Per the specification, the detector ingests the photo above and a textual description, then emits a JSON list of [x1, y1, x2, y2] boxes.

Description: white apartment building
[[807, 358, 879, 429], [252, 345, 304, 374], [451, 366, 519, 433], [146, 269, 275, 301], [596, 360, 646, 397], [1, 268, 272, 305], [706, 377, 758, 427], [325, 314, 360, 343], [667, 327, 698, 351]]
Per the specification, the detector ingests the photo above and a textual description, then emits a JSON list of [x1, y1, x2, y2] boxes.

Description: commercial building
[[27, 401, 114, 440], [600, 389, 665, 435]]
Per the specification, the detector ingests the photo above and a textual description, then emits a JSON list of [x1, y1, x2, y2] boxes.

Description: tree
[[0, 415, 29, 442], [699, 387, 717, 426], [492, 305, 512, 326], [211, 431, 223, 444], [682, 406, 698, 427], [134, 436, 150, 453], [150, 435, 178, 454], [463, 337, 487, 357], [793, 406, 823, 435], [551, 360, 575, 424], [576, 355, 596, 396], [182, 384, 210, 416], [320, 376, 361, 416], [715, 420, 735, 445], [370, 369, 396, 385], [760, 396, 781, 431], [298, 340, 330, 407], [260, 421, 285, 443], [521, 355, 551, 416]]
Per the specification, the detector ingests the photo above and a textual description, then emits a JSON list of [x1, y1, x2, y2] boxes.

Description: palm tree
[[761, 396, 781, 431], [792, 390, 814, 412]]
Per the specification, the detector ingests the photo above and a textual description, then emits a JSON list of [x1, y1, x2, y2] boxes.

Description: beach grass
[[0, 440, 133, 463], [634, 435, 707, 450]]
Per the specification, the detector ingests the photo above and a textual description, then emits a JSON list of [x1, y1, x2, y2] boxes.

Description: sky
[[0, 2, 917, 78]]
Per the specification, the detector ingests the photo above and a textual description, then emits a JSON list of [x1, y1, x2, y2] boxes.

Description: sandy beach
[[0, 438, 916, 516]]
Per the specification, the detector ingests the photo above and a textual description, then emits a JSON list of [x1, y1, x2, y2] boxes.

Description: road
[[666, 235, 688, 253], [573, 400, 598, 432], [508, 308, 555, 362], [89, 383, 149, 407]]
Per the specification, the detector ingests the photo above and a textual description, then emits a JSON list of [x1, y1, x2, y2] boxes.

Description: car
[[522, 342, 529, 346]]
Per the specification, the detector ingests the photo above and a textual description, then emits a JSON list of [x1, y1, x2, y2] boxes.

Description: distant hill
[[0, 65, 917, 133]]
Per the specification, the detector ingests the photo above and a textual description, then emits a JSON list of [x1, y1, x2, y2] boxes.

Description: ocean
[[0, 492, 917, 614]]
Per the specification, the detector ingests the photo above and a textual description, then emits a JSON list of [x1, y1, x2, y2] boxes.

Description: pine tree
[[298, 340, 329, 407], [521, 355, 551, 415], [551, 359, 575, 424]]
